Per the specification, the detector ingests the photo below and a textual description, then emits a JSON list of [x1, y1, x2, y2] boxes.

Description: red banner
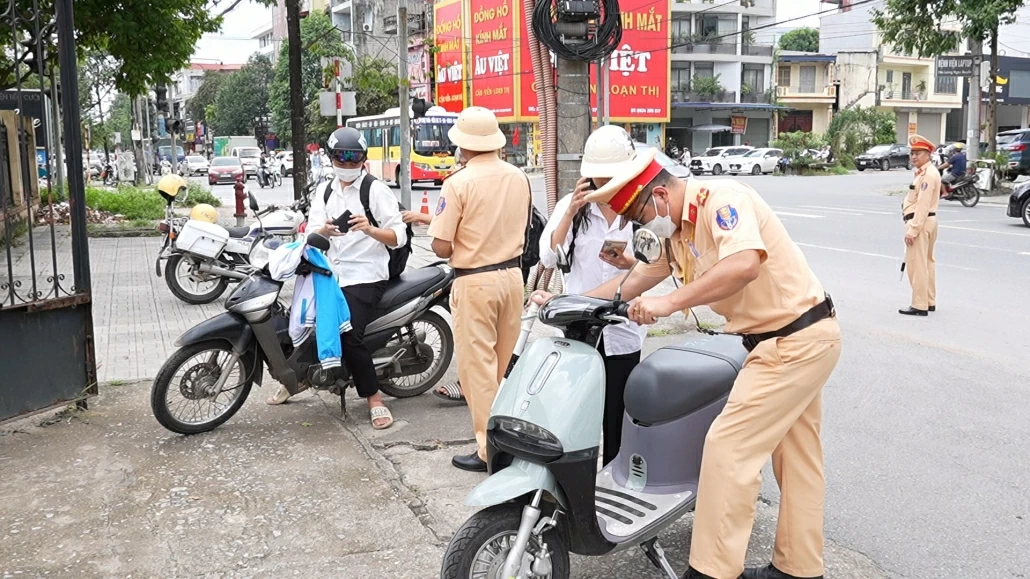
[[516, 3, 539, 122], [469, 0, 517, 122], [433, 0, 466, 114]]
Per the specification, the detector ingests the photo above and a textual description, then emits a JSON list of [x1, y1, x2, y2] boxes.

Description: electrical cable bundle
[[532, 0, 622, 62]]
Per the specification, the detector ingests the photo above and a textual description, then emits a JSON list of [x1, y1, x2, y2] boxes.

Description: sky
[[192, 0, 825, 65]]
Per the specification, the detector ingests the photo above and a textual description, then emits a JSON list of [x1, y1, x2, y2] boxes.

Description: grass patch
[[184, 182, 222, 207], [0, 217, 29, 250], [84, 186, 164, 220], [87, 220, 161, 237], [777, 165, 850, 177]]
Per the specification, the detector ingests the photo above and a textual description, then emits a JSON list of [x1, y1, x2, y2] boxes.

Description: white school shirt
[[538, 195, 647, 356], [307, 172, 407, 287]]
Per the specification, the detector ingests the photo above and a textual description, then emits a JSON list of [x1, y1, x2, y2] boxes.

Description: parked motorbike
[[155, 184, 313, 305], [150, 230, 456, 435], [440, 228, 748, 579], [938, 169, 981, 207]]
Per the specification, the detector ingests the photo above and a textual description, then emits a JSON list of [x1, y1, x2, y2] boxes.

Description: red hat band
[[608, 159, 665, 215]]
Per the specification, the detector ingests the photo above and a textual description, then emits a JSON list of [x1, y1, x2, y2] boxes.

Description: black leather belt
[[740, 294, 835, 353], [903, 212, 936, 222], [453, 257, 521, 278]]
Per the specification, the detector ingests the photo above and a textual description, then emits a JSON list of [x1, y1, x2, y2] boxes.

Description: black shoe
[[928, 305, 936, 312], [898, 307, 928, 316], [451, 452, 487, 472], [681, 567, 716, 579], [740, 563, 823, 579]]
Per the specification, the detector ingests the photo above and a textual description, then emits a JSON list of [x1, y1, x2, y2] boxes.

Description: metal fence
[[0, 0, 96, 423]]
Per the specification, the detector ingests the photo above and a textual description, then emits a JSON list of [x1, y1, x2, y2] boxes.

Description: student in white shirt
[[269, 127, 406, 430], [537, 126, 649, 466]]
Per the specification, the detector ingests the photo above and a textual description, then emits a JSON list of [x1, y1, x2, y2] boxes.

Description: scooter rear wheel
[[165, 254, 229, 305], [441, 504, 570, 579], [377, 310, 454, 399], [960, 186, 980, 208]]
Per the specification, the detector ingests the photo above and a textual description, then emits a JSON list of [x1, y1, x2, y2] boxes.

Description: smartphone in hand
[[334, 210, 354, 232], [600, 239, 628, 258]]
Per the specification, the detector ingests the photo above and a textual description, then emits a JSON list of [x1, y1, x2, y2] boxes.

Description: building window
[[800, 65, 816, 93], [672, 67, 692, 92], [886, 69, 894, 84], [694, 62, 715, 79], [935, 75, 957, 94], [778, 66, 791, 88], [743, 64, 765, 93]]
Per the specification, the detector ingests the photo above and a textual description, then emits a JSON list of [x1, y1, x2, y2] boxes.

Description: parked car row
[[688, 146, 784, 176]]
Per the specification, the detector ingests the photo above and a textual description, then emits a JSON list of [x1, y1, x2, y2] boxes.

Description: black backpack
[[521, 204, 547, 270], [323, 176, 413, 280]]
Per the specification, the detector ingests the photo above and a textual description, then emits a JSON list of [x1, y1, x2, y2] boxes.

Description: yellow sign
[[730, 116, 748, 135], [908, 122, 917, 136]]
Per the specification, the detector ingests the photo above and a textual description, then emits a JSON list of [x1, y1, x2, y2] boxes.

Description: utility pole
[[556, 59, 591, 198], [988, 24, 999, 154], [285, 0, 307, 200], [967, 37, 982, 162], [397, 0, 412, 209]]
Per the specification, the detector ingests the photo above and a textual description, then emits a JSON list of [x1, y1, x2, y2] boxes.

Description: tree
[[187, 71, 229, 125], [826, 107, 897, 168], [211, 54, 274, 136], [771, 131, 827, 172], [778, 28, 819, 53], [871, 0, 1023, 152], [348, 56, 402, 117], [78, 52, 118, 159]]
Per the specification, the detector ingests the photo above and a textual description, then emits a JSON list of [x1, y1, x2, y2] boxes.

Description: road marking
[[773, 211, 825, 219], [1021, 252, 1030, 256], [937, 240, 1028, 254], [798, 206, 867, 216], [796, 242, 980, 271], [803, 205, 895, 215], [939, 225, 1030, 237]]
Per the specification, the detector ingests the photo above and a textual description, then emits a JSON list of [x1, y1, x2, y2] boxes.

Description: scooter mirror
[[306, 232, 331, 252], [632, 228, 662, 264], [248, 192, 260, 213]]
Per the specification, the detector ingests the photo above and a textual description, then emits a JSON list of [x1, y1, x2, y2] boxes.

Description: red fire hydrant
[[234, 176, 246, 226]]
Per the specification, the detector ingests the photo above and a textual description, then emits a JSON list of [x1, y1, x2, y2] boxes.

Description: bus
[[347, 106, 458, 185]]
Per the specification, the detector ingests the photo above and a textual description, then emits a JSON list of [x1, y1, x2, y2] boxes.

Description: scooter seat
[[376, 267, 450, 314], [225, 226, 251, 238], [624, 335, 747, 425]]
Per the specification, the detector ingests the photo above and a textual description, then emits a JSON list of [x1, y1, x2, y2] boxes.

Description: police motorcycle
[[441, 228, 747, 579], [150, 230, 456, 435], [154, 175, 311, 305]]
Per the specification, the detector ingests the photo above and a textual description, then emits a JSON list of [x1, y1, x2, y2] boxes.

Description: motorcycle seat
[[225, 226, 251, 238], [624, 335, 747, 425], [376, 267, 450, 314]]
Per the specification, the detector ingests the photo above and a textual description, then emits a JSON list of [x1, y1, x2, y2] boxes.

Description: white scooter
[[441, 228, 748, 579], [155, 184, 313, 305]]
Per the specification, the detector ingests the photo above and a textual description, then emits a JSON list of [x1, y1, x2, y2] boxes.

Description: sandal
[[433, 382, 467, 404], [265, 385, 291, 405], [370, 405, 394, 430]]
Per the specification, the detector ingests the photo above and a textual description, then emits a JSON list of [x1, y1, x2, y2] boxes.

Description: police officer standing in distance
[[569, 128, 842, 579], [900, 134, 940, 316], [428, 107, 530, 472]]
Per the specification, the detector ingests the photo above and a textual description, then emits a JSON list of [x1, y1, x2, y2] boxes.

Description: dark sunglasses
[[331, 150, 365, 164]]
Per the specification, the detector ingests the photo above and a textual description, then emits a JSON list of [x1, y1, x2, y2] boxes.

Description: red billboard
[[516, 2, 541, 122], [433, 0, 466, 113], [594, 0, 671, 122], [469, 0, 517, 122]]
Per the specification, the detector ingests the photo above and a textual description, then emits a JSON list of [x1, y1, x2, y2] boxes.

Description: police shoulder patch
[[697, 187, 710, 207], [435, 197, 447, 215], [715, 205, 739, 231], [921, 181, 928, 191]]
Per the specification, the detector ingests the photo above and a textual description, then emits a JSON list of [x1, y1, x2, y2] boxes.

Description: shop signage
[[469, 0, 517, 121], [433, 0, 467, 113], [731, 116, 748, 134]]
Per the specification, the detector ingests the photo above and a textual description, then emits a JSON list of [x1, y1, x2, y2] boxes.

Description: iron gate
[[0, 0, 96, 423]]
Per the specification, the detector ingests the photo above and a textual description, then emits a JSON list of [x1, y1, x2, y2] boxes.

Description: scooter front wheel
[[960, 186, 981, 207], [441, 504, 570, 579]]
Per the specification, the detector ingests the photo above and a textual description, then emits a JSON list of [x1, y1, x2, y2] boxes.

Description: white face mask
[[334, 167, 362, 183], [641, 196, 676, 239]]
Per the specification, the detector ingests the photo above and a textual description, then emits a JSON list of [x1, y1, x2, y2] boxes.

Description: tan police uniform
[[427, 153, 529, 461], [904, 155, 940, 312]]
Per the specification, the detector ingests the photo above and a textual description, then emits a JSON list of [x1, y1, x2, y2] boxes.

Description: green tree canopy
[[187, 71, 230, 125], [269, 10, 351, 146], [348, 55, 403, 118], [871, 0, 1022, 57], [778, 28, 820, 52], [826, 107, 897, 168], [211, 54, 274, 136]]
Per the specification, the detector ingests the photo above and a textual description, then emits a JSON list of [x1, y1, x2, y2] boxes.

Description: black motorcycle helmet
[[326, 127, 368, 165]]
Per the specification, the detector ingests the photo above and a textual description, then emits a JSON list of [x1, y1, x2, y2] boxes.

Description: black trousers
[[599, 336, 641, 467], [342, 280, 388, 398]]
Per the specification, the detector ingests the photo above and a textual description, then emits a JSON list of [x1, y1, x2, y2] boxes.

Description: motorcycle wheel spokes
[[176, 257, 221, 296], [164, 349, 247, 426], [389, 318, 445, 392]]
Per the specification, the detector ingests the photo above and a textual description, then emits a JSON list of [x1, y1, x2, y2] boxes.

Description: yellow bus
[[347, 106, 458, 185]]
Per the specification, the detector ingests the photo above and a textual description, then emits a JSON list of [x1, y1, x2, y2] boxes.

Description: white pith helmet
[[580, 125, 639, 178]]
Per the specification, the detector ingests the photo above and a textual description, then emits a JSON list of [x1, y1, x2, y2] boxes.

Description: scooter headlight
[[492, 417, 564, 462]]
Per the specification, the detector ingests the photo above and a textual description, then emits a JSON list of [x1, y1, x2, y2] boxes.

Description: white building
[[167, 62, 243, 123], [251, 22, 278, 62], [667, 0, 779, 151]]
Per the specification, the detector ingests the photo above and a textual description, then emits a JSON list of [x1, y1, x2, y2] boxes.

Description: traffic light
[[412, 98, 430, 119], [155, 85, 169, 113], [168, 119, 182, 135]]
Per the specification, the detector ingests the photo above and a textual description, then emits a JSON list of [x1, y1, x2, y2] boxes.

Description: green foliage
[[826, 107, 897, 167], [84, 186, 164, 220], [771, 131, 827, 170], [269, 11, 351, 146], [183, 182, 223, 208], [871, 0, 1021, 57], [980, 150, 1010, 185], [778, 28, 819, 52], [348, 55, 402, 117], [188, 71, 230, 125], [692, 74, 723, 99], [212, 54, 275, 136]]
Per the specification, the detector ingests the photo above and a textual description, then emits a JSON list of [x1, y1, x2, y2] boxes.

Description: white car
[[275, 151, 294, 177], [185, 155, 210, 175], [231, 146, 262, 179], [729, 148, 783, 176], [689, 146, 753, 175]]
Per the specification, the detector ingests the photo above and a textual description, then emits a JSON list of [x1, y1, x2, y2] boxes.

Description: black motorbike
[[939, 169, 981, 208], [150, 231, 455, 435]]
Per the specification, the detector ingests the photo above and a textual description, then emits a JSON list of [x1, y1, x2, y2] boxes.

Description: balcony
[[741, 90, 771, 103], [684, 41, 737, 55], [776, 85, 837, 101], [672, 90, 738, 104], [742, 44, 774, 57]]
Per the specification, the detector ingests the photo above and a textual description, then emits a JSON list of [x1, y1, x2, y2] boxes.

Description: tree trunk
[[286, 0, 307, 200], [989, 23, 999, 154]]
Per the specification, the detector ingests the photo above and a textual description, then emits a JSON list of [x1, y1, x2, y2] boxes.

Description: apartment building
[[776, 52, 837, 135], [667, 0, 779, 152], [168, 62, 243, 123], [820, 0, 965, 145], [251, 23, 278, 62]]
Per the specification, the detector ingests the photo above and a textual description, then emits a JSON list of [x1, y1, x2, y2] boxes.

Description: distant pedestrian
[[900, 134, 939, 317]]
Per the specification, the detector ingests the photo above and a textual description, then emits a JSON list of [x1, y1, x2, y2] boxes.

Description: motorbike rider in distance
[[937, 142, 966, 195], [268, 127, 407, 430]]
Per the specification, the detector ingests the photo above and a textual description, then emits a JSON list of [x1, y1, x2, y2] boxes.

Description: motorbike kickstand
[[640, 538, 679, 579]]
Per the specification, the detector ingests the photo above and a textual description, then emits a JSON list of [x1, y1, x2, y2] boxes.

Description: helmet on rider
[[953, 142, 965, 150], [189, 203, 218, 224], [580, 125, 651, 189], [326, 127, 368, 165], [156, 174, 188, 204]]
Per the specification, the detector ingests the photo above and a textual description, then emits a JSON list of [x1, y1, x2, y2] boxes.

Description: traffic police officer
[[427, 107, 530, 472], [900, 134, 940, 316], [580, 139, 842, 579]]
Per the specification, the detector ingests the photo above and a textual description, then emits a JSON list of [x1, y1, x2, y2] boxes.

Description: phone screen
[[334, 210, 353, 232]]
